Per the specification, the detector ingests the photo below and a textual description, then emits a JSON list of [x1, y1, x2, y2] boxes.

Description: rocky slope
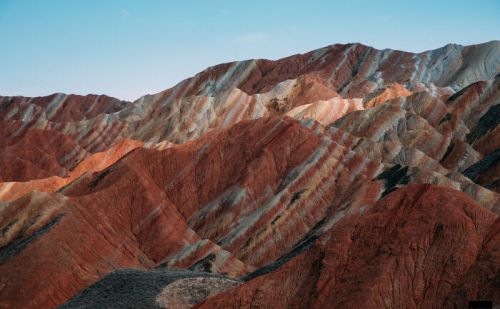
[[197, 184, 499, 309], [0, 41, 499, 308]]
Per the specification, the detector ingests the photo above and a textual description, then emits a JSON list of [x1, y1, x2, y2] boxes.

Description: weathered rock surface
[[0, 41, 499, 308], [197, 185, 499, 309], [1, 41, 498, 152]]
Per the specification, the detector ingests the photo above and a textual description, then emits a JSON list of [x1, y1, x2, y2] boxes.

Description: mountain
[[0, 41, 499, 309]]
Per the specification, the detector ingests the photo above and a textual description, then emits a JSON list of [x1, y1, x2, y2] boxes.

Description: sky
[[0, 0, 499, 101]]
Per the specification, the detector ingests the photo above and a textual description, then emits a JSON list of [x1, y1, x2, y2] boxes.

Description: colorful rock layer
[[0, 41, 499, 308]]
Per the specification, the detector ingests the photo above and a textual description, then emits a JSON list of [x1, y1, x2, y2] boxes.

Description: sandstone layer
[[0, 41, 499, 308]]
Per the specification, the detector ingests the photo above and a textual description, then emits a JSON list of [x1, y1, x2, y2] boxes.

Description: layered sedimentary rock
[[0, 41, 499, 308], [1, 41, 498, 153], [197, 185, 499, 308]]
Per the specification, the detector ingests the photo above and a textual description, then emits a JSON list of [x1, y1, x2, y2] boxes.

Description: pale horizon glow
[[0, 0, 499, 101]]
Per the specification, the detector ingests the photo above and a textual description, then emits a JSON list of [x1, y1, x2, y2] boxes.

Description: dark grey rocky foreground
[[59, 269, 240, 309]]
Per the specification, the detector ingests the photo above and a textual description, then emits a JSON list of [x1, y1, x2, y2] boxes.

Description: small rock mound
[[59, 269, 240, 309]]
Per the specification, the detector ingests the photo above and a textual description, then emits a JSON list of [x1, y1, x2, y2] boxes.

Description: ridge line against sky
[[0, 0, 499, 101]]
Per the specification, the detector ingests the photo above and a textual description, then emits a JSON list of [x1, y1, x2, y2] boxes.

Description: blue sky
[[0, 0, 499, 100]]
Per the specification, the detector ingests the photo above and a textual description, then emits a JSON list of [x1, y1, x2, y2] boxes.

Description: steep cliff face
[[0, 41, 499, 308]]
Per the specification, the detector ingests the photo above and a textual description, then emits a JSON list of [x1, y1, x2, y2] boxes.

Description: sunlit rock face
[[0, 41, 499, 309]]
